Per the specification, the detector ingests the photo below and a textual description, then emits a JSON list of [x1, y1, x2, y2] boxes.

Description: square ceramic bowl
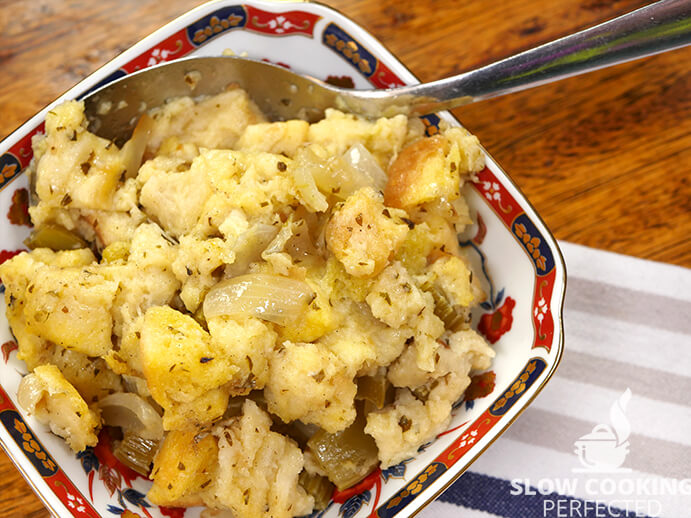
[[0, 1, 566, 517]]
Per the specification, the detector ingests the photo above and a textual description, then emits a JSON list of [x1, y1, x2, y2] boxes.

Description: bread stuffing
[[0, 87, 494, 517]]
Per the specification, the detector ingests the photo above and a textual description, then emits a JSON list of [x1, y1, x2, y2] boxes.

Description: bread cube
[[213, 400, 313, 518], [148, 429, 219, 507], [17, 365, 100, 452], [23, 266, 117, 357], [139, 306, 242, 429], [384, 128, 484, 209], [325, 187, 409, 278], [265, 341, 356, 433], [237, 120, 309, 157]]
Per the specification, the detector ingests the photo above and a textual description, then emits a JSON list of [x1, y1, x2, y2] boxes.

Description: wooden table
[[0, 0, 688, 516]]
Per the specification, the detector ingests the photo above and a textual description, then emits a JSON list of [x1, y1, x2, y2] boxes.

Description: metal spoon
[[84, 0, 691, 144]]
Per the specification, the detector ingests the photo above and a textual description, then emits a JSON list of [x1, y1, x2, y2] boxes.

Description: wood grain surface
[[0, 0, 689, 516]]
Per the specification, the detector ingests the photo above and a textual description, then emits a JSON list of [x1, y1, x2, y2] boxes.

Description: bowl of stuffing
[[0, 1, 566, 517]]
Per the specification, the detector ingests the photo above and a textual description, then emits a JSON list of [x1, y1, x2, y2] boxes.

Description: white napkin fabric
[[420, 242, 691, 518]]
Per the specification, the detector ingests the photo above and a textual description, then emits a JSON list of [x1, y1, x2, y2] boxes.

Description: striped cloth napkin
[[420, 241, 691, 518]]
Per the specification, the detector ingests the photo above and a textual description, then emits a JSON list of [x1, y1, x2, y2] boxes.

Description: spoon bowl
[[83, 0, 690, 145], [83, 56, 343, 145]]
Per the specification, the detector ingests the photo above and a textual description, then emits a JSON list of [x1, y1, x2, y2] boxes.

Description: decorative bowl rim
[[0, 1, 566, 517]]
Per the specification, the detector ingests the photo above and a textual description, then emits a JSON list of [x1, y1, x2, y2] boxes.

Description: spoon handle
[[391, 0, 691, 114]]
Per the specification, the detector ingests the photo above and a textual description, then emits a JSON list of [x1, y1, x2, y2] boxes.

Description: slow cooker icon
[[573, 388, 632, 473]]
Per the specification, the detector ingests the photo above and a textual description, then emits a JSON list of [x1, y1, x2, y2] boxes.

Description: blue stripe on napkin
[[438, 471, 650, 518]]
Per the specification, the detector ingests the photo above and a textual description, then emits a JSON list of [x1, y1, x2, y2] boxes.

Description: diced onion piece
[[355, 372, 392, 410], [101, 241, 130, 263], [262, 219, 296, 258], [294, 147, 336, 197], [342, 143, 387, 192], [24, 224, 87, 251], [285, 219, 320, 265], [226, 223, 279, 277], [120, 113, 154, 179], [307, 412, 379, 491], [203, 273, 315, 326], [97, 392, 164, 441], [299, 471, 335, 511], [113, 431, 159, 476], [260, 217, 321, 267], [17, 373, 45, 412], [121, 375, 151, 397], [422, 281, 471, 332], [292, 159, 328, 213], [296, 146, 377, 200]]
